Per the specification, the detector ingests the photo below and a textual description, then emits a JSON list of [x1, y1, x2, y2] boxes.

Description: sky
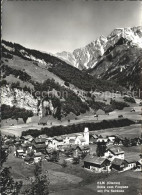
[[2, 0, 142, 54]]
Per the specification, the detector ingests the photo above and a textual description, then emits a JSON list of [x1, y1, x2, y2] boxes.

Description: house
[[22, 135, 34, 142], [76, 145, 90, 154], [26, 116, 40, 124], [38, 134, 48, 139], [113, 135, 124, 145], [125, 153, 140, 170], [107, 135, 116, 143], [33, 138, 46, 145], [84, 155, 111, 173], [24, 156, 34, 164], [75, 136, 86, 146], [33, 144, 46, 153], [63, 136, 70, 145], [136, 159, 142, 171], [96, 138, 108, 144], [53, 136, 64, 146], [89, 134, 98, 144], [104, 146, 124, 160], [34, 152, 42, 163], [69, 137, 76, 145], [111, 158, 128, 172], [16, 149, 24, 158], [46, 148, 55, 155]]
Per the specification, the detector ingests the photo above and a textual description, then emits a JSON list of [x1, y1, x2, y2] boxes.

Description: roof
[[2, 145, 9, 149], [34, 138, 46, 144], [108, 147, 124, 155], [22, 135, 33, 140], [24, 156, 34, 161], [77, 145, 90, 151], [97, 138, 108, 142], [77, 136, 86, 142], [34, 144, 46, 149], [137, 159, 142, 165], [34, 152, 42, 157], [38, 134, 48, 139], [53, 136, 63, 142], [84, 155, 108, 165], [112, 158, 125, 166], [17, 149, 24, 153], [69, 139, 76, 144], [92, 134, 98, 139], [125, 153, 140, 163]]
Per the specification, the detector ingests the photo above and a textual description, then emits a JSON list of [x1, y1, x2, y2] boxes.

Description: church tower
[[83, 127, 89, 145]]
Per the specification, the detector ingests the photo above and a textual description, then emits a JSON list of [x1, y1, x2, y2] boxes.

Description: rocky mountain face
[[89, 27, 142, 90], [1, 86, 38, 114], [56, 26, 142, 70]]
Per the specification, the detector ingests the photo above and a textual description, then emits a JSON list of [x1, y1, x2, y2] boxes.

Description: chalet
[[76, 145, 90, 154], [75, 136, 86, 146], [53, 136, 64, 145], [33, 144, 46, 153], [33, 138, 46, 145], [16, 149, 24, 158], [46, 148, 55, 155], [68, 137, 75, 145], [38, 134, 48, 139], [136, 159, 142, 171], [84, 156, 111, 173], [2, 145, 9, 150], [113, 135, 124, 145], [107, 135, 116, 143], [24, 156, 34, 165], [111, 158, 128, 172], [22, 135, 34, 142], [63, 136, 70, 145], [105, 146, 124, 160], [34, 152, 42, 163], [125, 154, 140, 170], [89, 134, 98, 144], [96, 138, 108, 144], [2, 145, 9, 154]]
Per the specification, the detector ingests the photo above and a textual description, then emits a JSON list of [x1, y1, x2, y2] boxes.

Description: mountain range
[[56, 26, 142, 70], [56, 26, 142, 89]]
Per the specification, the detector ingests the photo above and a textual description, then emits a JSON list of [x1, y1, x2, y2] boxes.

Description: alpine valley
[[1, 26, 142, 122]]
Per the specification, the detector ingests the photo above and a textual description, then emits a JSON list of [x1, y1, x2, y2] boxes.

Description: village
[[2, 126, 142, 174]]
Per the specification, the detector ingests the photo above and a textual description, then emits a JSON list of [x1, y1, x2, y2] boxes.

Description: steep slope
[[56, 26, 142, 70], [89, 33, 142, 90], [1, 40, 125, 121]]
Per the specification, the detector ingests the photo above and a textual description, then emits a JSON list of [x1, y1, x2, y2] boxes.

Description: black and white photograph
[[1, 0, 142, 194]]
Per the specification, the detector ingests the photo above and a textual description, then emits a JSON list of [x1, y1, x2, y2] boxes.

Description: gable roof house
[[111, 158, 128, 172], [136, 159, 142, 171], [84, 156, 111, 173], [33, 138, 46, 145], [22, 135, 34, 142], [125, 153, 140, 170], [33, 144, 46, 154], [75, 136, 86, 146], [104, 147, 124, 160]]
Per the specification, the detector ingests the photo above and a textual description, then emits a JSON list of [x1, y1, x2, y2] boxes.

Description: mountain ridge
[[55, 26, 142, 70]]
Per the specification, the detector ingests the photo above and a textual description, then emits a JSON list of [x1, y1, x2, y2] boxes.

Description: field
[[1, 104, 142, 137]]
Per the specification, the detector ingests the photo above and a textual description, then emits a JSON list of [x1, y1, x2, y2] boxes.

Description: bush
[[123, 96, 136, 103], [1, 104, 33, 121], [110, 100, 129, 110], [22, 118, 135, 137]]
